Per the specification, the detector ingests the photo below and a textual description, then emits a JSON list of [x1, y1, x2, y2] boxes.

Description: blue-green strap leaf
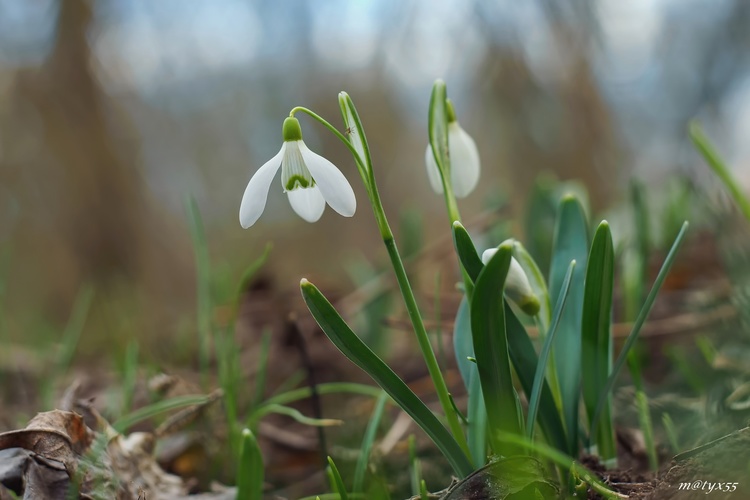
[[591, 221, 689, 438], [581, 221, 616, 463], [452, 221, 484, 283], [549, 194, 589, 455], [527, 259, 575, 441], [471, 242, 523, 454]]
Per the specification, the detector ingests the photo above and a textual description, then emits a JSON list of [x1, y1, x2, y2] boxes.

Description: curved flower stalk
[[481, 247, 541, 316], [239, 117, 356, 228], [425, 99, 480, 198]]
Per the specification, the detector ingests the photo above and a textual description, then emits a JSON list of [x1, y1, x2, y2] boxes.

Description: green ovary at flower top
[[425, 99, 480, 198], [481, 247, 541, 316], [239, 116, 357, 228]]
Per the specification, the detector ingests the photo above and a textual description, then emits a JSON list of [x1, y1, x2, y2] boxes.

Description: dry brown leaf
[[0, 410, 93, 474]]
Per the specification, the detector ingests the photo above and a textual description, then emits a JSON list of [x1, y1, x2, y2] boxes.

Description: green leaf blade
[[300, 280, 473, 478], [549, 194, 589, 454], [527, 259, 575, 441], [453, 296, 487, 466], [581, 221, 616, 463], [591, 221, 690, 439], [237, 428, 263, 500], [452, 221, 484, 283], [689, 121, 750, 221], [471, 242, 523, 454], [505, 304, 568, 454]]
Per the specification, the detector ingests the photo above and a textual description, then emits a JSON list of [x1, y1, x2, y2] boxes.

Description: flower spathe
[[239, 117, 356, 228], [425, 100, 480, 198], [481, 248, 540, 316]]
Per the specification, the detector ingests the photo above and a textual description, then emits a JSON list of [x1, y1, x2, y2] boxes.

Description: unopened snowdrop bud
[[425, 99, 481, 198], [481, 248, 540, 316]]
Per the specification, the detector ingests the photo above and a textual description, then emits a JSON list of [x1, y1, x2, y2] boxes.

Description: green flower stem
[[383, 235, 470, 455], [290, 105, 470, 457], [289, 106, 388, 236]]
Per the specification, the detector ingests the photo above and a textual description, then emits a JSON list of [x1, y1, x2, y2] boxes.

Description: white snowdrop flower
[[239, 117, 356, 228], [481, 248, 540, 316], [425, 100, 480, 198]]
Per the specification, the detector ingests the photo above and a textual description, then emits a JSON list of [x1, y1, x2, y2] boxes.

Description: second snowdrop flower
[[239, 116, 356, 228], [425, 99, 480, 198]]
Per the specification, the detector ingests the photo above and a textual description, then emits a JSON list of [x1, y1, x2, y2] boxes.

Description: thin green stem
[[384, 236, 470, 455], [292, 102, 469, 455], [289, 105, 389, 235]]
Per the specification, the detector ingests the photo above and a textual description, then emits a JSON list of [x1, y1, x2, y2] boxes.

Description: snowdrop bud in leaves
[[239, 116, 356, 228], [481, 247, 540, 316], [425, 99, 480, 198]]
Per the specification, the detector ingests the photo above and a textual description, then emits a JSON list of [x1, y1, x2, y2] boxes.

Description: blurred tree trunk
[[22, 0, 144, 280], [0, 0, 194, 336]]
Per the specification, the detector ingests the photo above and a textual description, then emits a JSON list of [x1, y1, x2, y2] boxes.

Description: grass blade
[[252, 329, 273, 407], [662, 413, 680, 453], [328, 457, 349, 500], [496, 433, 621, 500], [44, 285, 95, 407], [549, 194, 589, 454], [592, 221, 689, 438], [260, 404, 343, 427], [113, 395, 212, 433], [237, 428, 263, 500], [581, 221, 616, 465], [689, 121, 750, 221], [300, 279, 473, 478], [185, 196, 212, 386], [505, 305, 569, 454], [408, 435, 421, 496], [232, 243, 272, 324], [527, 260, 575, 441], [634, 389, 658, 471], [471, 241, 523, 454], [353, 391, 388, 493]]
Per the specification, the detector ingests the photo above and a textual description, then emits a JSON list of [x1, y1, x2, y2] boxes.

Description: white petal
[[239, 144, 286, 228], [287, 186, 325, 222], [298, 141, 356, 217], [449, 123, 480, 198], [424, 144, 445, 194]]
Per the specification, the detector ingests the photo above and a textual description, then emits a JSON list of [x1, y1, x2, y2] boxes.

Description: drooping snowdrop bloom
[[481, 248, 540, 316], [425, 100, 480, 198], [240, 117, 356, 228]]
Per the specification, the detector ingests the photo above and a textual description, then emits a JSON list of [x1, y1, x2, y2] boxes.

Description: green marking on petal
[[285, 175, 315, 191]]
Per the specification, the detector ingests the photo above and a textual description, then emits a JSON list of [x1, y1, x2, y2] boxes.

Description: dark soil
[[583, 426, 750, 499]]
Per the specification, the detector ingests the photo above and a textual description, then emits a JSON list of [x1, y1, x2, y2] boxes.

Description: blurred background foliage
[[0, 0, 749, 359]]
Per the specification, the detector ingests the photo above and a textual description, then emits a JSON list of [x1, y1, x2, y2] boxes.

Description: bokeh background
[[1, 0, 749, 357]]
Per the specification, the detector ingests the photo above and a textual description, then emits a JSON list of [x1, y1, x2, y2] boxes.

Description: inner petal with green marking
[[281, 141, 315, 191]]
